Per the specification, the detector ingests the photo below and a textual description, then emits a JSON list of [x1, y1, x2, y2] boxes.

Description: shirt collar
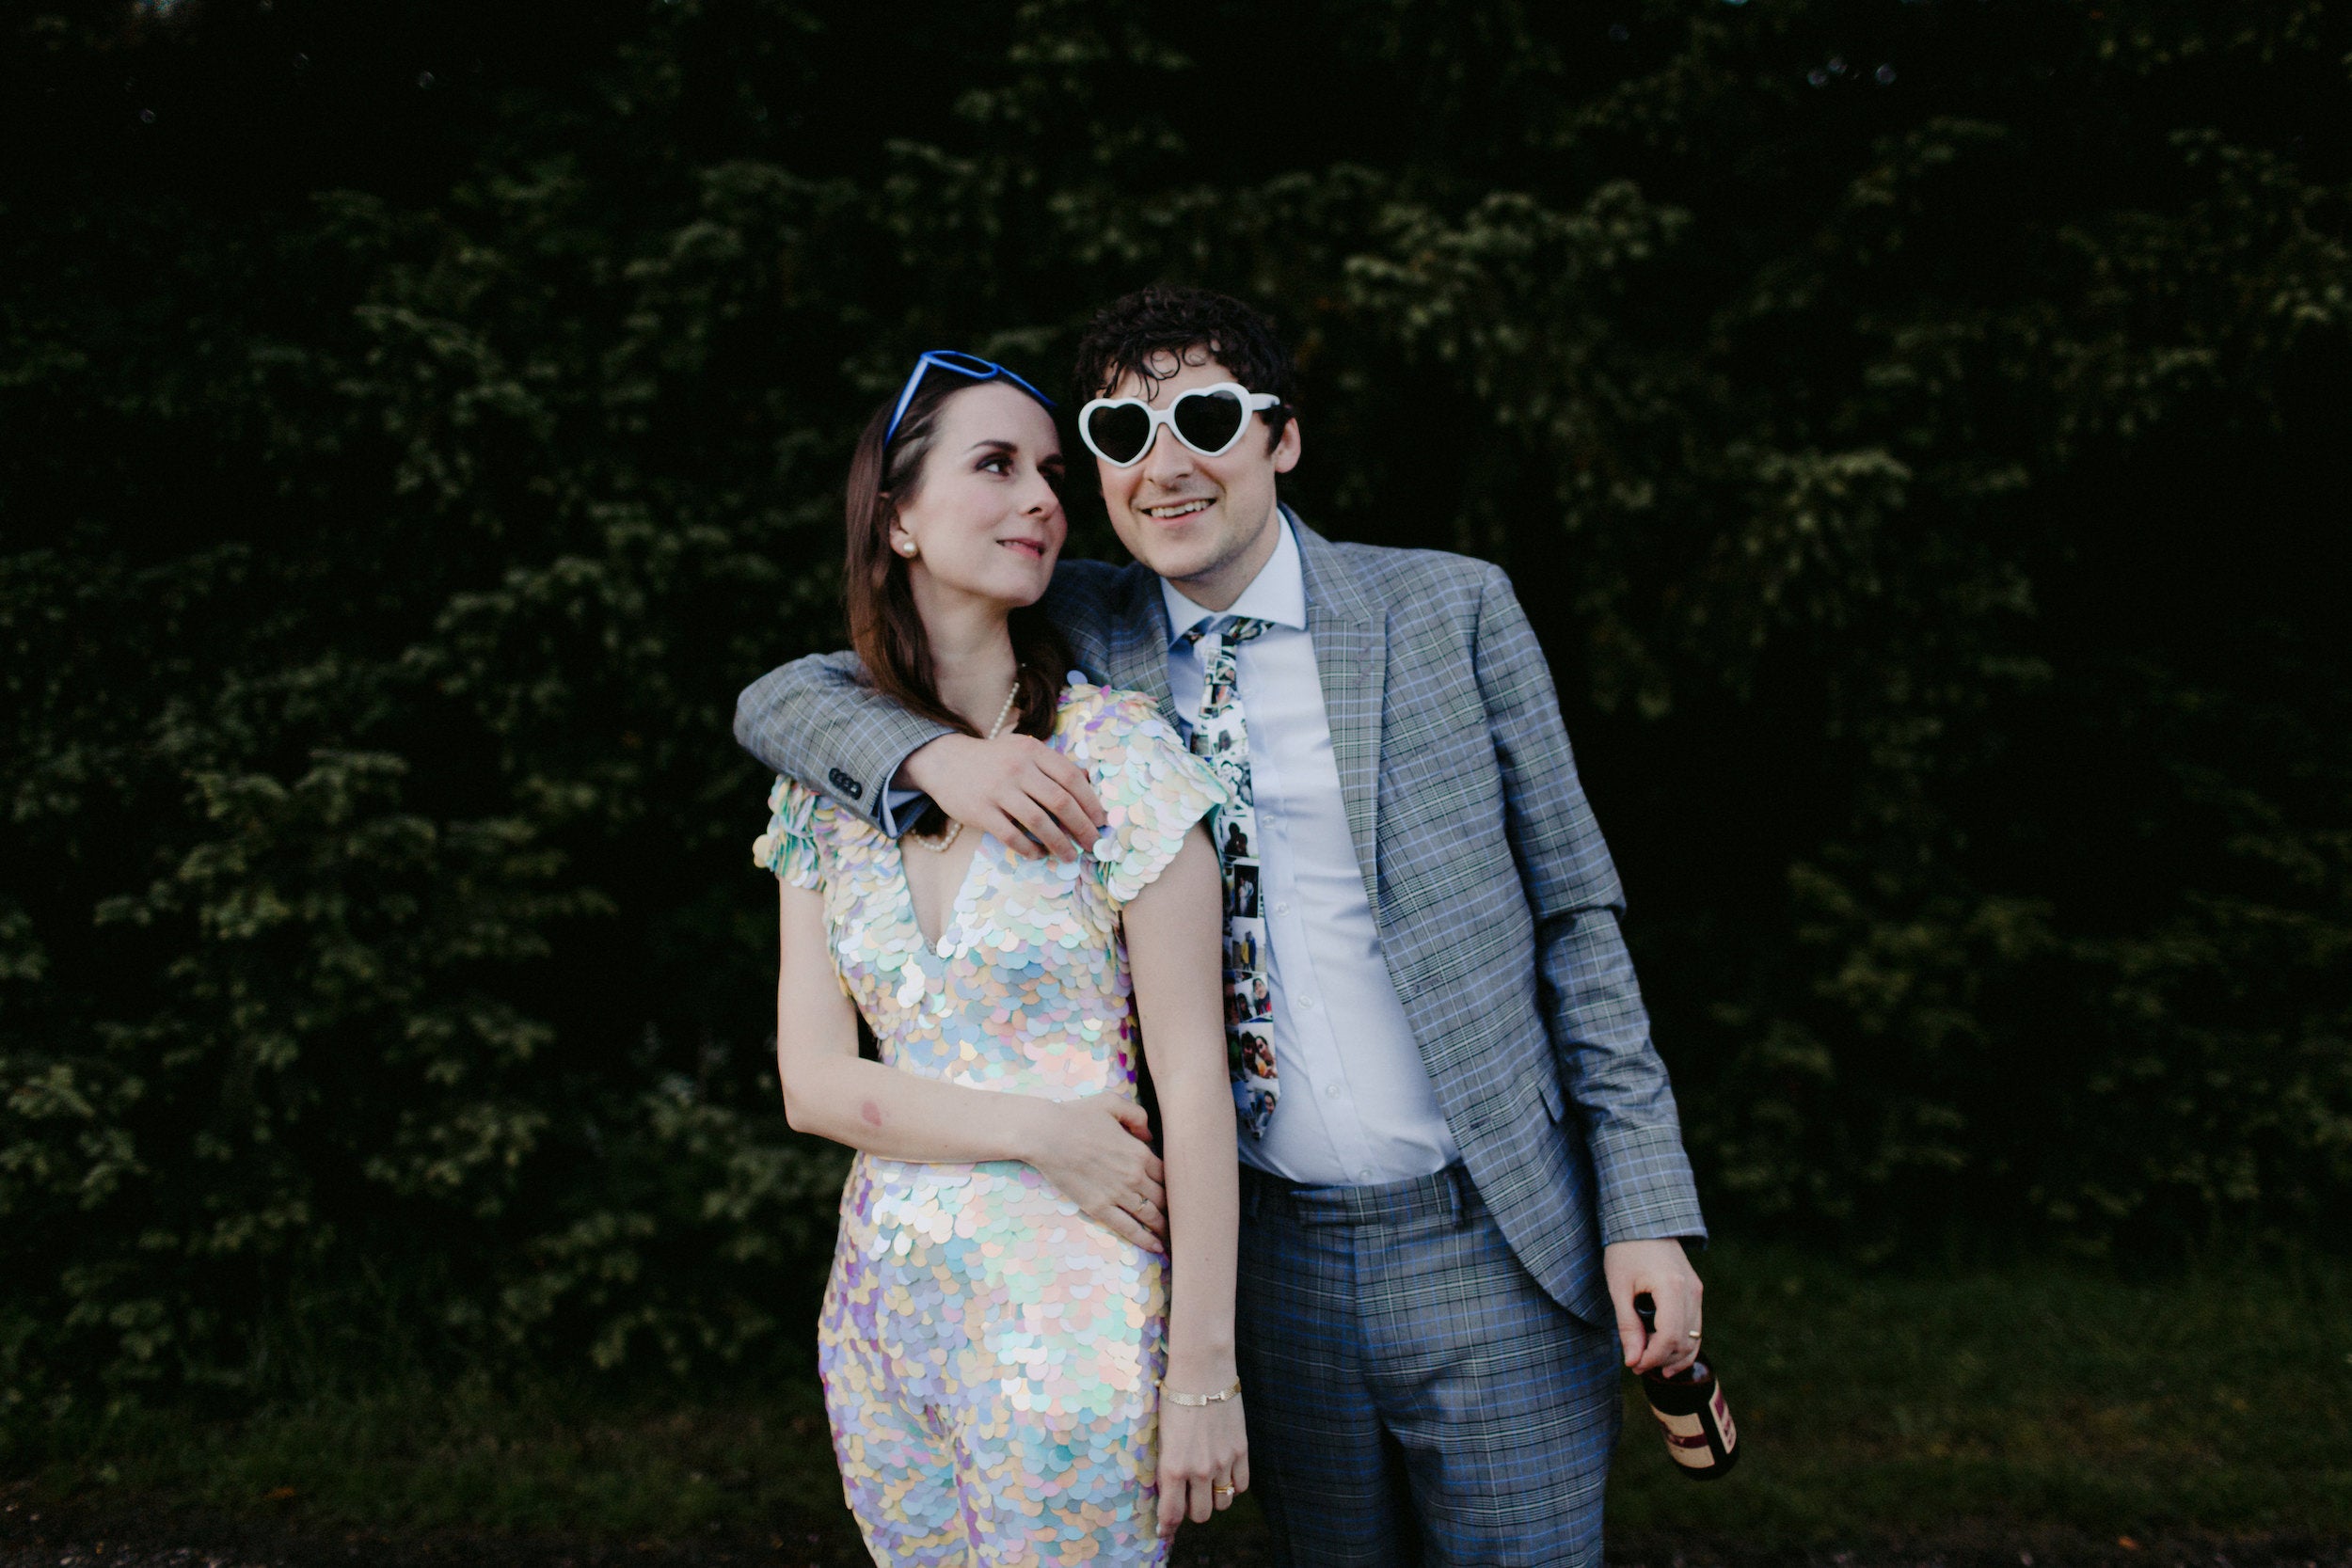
[[1161, 506, 1309, 647]]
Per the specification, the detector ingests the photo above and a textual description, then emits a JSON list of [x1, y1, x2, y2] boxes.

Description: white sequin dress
[[755, 679, 1225, 1567]]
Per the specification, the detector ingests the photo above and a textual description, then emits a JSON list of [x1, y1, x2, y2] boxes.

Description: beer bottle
[[1634, 1291, 1740, 1480]]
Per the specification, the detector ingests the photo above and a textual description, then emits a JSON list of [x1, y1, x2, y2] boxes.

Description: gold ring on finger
[[1687, 1329, 1703, 1339]]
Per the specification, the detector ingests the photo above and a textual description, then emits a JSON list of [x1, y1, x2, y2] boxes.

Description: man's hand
[[1604, 1237, 1704, 1377], [902, 733, 1107, 860]]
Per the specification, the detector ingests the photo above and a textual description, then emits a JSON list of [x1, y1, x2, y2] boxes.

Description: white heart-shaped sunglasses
[[1077, 382, 1282, 468]]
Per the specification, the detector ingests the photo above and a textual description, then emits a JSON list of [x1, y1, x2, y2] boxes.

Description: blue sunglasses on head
[[885, 350, 1057, 445]]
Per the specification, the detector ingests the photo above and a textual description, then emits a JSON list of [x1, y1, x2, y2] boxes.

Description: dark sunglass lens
[[1173, 389, 1248, 453], [1086, 403, 1153, 464]]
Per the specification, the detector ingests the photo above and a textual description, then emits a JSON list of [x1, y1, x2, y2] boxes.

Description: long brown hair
[[842, 372, 1070, 743]]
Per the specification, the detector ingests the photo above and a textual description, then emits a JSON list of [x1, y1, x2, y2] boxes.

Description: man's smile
[[1139, 498, 1215, 520]]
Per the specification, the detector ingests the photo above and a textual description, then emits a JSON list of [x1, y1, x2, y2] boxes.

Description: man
[[738, 287, 1708, 1566]]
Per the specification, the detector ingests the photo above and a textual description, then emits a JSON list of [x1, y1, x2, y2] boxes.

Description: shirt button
[[1298, 995, 1318, 1011], [1324, 1083, 1342, 1101], [1358, 1168, 1375, 1183], [1274, 901, 1291, 915]]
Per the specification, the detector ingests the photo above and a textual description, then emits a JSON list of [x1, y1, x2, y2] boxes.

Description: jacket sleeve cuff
[[732, 656, 954, 834], [1590, 1121, 1708, 1245], [877, 782, 931, 838], [830, 723, 951, 832]]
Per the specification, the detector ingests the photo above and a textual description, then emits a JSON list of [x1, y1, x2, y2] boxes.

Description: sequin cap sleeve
[[751, 776, 824, 890], [1060, 680, 1226, 907]]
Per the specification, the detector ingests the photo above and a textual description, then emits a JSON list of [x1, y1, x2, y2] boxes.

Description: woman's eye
[[979, 454, 1011, 475]]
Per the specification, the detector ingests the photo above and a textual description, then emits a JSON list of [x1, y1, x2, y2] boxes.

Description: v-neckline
[[894, 830, 994, 956]]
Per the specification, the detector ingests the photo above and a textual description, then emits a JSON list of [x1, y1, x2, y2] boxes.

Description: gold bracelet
[[1161, 1379, 1242, 1407]]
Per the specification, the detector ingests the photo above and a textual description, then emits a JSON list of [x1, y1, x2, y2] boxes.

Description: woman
[[753, 351, 1246, 1565]]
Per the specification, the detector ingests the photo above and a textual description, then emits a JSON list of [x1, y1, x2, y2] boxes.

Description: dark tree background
[[4, 0, 2347, 1410]]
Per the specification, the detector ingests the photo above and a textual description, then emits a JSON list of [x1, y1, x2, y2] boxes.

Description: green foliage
[[14, 1249, 2348, 1540], [3, 0, 2347, 1402]]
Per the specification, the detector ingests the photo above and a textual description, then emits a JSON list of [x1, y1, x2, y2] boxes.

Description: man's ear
[[1270, 411, 1302, 476]]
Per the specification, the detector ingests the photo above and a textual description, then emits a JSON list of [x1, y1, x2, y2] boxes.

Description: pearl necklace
[[911, 679, 1022, 854]]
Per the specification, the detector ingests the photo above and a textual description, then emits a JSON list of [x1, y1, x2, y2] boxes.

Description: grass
[[1602, 1246, 2352, 1541], [5, 1372, 851, 1542], [6, 1246, 2348, 1550]]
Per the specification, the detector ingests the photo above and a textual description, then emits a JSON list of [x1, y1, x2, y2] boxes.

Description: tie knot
[[1181, 614, 1270, 650]]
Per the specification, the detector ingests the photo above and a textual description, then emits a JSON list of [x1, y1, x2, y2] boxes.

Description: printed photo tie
[[1182, 615, 1279, 1137]]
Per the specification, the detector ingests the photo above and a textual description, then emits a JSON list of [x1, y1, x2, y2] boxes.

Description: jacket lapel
[[1294, 519, 1387, 914], [1102, 562, 1177, 724]]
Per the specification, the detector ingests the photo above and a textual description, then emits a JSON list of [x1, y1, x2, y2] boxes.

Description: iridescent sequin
[[755, 679, 1225, 1567]]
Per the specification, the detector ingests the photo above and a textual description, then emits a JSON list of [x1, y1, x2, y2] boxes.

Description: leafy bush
[[3, 0, 2346, 1403]]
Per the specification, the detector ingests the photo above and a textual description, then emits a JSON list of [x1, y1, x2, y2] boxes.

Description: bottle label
[[1649, 1405, 1716, 1468], [1709, 1385, 1737, 1450]]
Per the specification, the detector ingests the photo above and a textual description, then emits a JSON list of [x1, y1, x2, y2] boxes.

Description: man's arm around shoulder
[[735, 650, 952, 832], [732, 557, 1129, 845]]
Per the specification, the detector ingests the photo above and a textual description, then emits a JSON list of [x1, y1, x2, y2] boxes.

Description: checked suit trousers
[[1235, 1165, 1623, 1568]]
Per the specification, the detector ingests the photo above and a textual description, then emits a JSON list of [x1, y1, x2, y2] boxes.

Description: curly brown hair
[[1071, 285, 1295, 454]]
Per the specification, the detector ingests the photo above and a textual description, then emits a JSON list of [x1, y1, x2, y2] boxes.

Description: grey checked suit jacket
[[734, 515, 1705, 1325]]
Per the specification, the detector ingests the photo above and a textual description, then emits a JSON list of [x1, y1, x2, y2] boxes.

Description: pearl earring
[[898, 541, 917, 558]]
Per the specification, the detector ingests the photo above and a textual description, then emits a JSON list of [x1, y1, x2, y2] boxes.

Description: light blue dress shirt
[[1162, 515, 1461, 1186]]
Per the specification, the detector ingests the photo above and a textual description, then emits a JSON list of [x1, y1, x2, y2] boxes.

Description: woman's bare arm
[[1120, 826, 1248, 1535], [775, 880, 1166, 1249]]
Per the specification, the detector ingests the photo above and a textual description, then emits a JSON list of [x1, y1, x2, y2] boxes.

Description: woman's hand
[[1022, 1096, 1166, 1250], [1155, 1395, 1248, 1539]]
